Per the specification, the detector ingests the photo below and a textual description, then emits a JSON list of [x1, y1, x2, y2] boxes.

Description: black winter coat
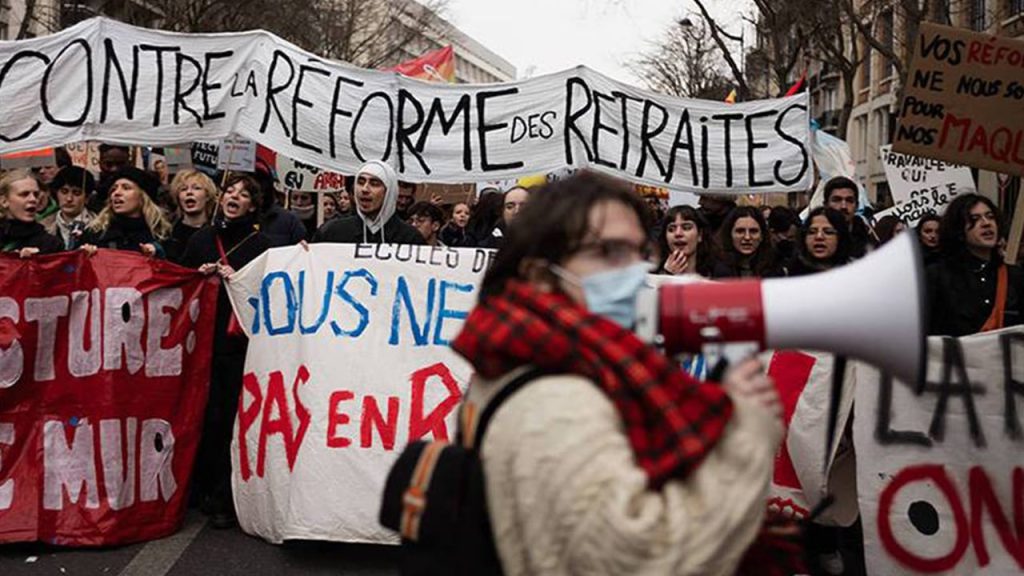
[[313, 214, 425, 245], [77, 215, 163, 256], [260, 205, 307, 248], [164, 220, 204, 264], [926, 251, 1024, 337], [0, 219, 64, 254], [439, 224, 473, 248], [182, 215, 271, 356]]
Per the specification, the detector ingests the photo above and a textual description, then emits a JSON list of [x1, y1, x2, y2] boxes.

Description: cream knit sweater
[[475, 373, 783, 576]]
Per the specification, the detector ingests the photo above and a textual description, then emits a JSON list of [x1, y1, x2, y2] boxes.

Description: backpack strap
[[461, 367, 548, 451]]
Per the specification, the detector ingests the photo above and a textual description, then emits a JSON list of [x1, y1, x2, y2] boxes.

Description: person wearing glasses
[[451, 171, 787, 576], [408, 201, 446, 247], [786, 207, 852, 277]]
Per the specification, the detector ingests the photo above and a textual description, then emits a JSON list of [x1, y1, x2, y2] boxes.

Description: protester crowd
[[1, 143, 1019, 576]]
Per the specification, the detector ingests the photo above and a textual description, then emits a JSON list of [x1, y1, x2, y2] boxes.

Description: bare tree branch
[[16, 0, 38, 39], [629, 17, 731, 100], [692, 0, 751, 100]]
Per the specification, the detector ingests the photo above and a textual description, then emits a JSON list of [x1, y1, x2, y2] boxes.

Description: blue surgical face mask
[[552, 262, 652, 329]]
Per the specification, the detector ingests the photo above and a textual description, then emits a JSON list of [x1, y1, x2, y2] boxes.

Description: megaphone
[[635, 233, 926, 386]]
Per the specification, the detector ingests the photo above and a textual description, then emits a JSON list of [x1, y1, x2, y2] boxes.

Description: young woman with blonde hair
[[166, 169, 218, 262], [79, 167, 171, 257], [0, 169, 63, 257]]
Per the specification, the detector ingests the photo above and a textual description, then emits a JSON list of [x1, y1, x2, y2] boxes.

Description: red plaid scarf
[[451, 280, 733, 486]]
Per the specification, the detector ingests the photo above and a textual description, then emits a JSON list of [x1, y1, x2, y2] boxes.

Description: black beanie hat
[[109, 167, 160, 202], [49, 166, 97, 196]]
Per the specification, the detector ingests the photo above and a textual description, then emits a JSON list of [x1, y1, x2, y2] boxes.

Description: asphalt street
[[0, 511, 399, 576]]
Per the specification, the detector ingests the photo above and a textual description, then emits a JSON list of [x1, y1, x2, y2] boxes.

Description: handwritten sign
[[854, 329, 1024, 574], [894, 22, 1024, 175], [217, 136, 256, 172], [0, 18, 810, 194], [225, 244, 492, 543], [877, 145, 976, 226], [0, 251, 217, 545], [276, 155, 346, 194]]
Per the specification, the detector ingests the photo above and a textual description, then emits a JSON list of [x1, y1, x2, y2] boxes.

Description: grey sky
[[445, 0, 748, 84]]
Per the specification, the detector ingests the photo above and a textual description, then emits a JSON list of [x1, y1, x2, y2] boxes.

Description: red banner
[[0, 251, 218, 545]]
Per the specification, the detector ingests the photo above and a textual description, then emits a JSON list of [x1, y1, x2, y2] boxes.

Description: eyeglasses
[[575, 239, 651, 266], [807, 227, 837, 237]]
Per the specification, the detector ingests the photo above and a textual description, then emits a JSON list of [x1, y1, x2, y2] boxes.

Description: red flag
[[784, 71, 807, 97], [387, 45, 456, 83]]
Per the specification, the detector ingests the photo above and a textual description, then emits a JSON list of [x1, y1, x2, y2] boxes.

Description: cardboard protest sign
[[0, 251, 217, 545], [0, 18, 810, 194], [225, 244, 493, 543], [894, 22, 1024, 176], [277, 155, 346, 194], [65, 142, 101, 173], [217, 136, 256, 172], [877, 145, 976, 226], [854, 329, 1024, 574]]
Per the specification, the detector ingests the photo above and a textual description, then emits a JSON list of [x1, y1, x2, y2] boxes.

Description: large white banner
[[854, 329, 1024, 575], [0, 18, 811, 194], [767, 351, 859, 527], [225, 244, 490, 543]]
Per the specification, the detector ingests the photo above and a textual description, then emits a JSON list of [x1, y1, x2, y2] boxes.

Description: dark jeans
[[193, 352, 246, 515]]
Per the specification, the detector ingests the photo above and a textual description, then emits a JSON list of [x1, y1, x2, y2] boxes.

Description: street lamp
[[678, 16, 744, 76]]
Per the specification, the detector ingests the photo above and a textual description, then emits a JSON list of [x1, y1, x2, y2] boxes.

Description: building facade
[[383, 7, 516, 84]]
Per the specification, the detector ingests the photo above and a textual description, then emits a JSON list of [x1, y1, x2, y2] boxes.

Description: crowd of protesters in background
[[3, 147, 1017, 344], [2, 144, 1020, 546]]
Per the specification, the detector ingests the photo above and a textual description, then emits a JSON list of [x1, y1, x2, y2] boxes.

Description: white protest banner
[[0, 18, 811, 194], [668, 190, 701, 207], [766, 351, 859, 526], [854, 329, 1024, 575], [224, 244, 493, 543], [878, 145, 976, 226], [217, 136, 256, 171], [277, 155, 346, 193]]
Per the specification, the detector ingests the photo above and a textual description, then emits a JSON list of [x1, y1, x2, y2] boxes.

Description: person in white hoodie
[[312, 160, 424, 245]]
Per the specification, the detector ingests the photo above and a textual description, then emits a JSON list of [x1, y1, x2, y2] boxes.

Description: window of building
[[881, 10, 895, 77], [858, 116, 869, 158], [824, 87, 836, 112], [875, 109, 891, 146], [933, 0, 951, 23], [861, 46, 872, 89], [1010, 0, 1024, 17], [971, 0, 988, 30]]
